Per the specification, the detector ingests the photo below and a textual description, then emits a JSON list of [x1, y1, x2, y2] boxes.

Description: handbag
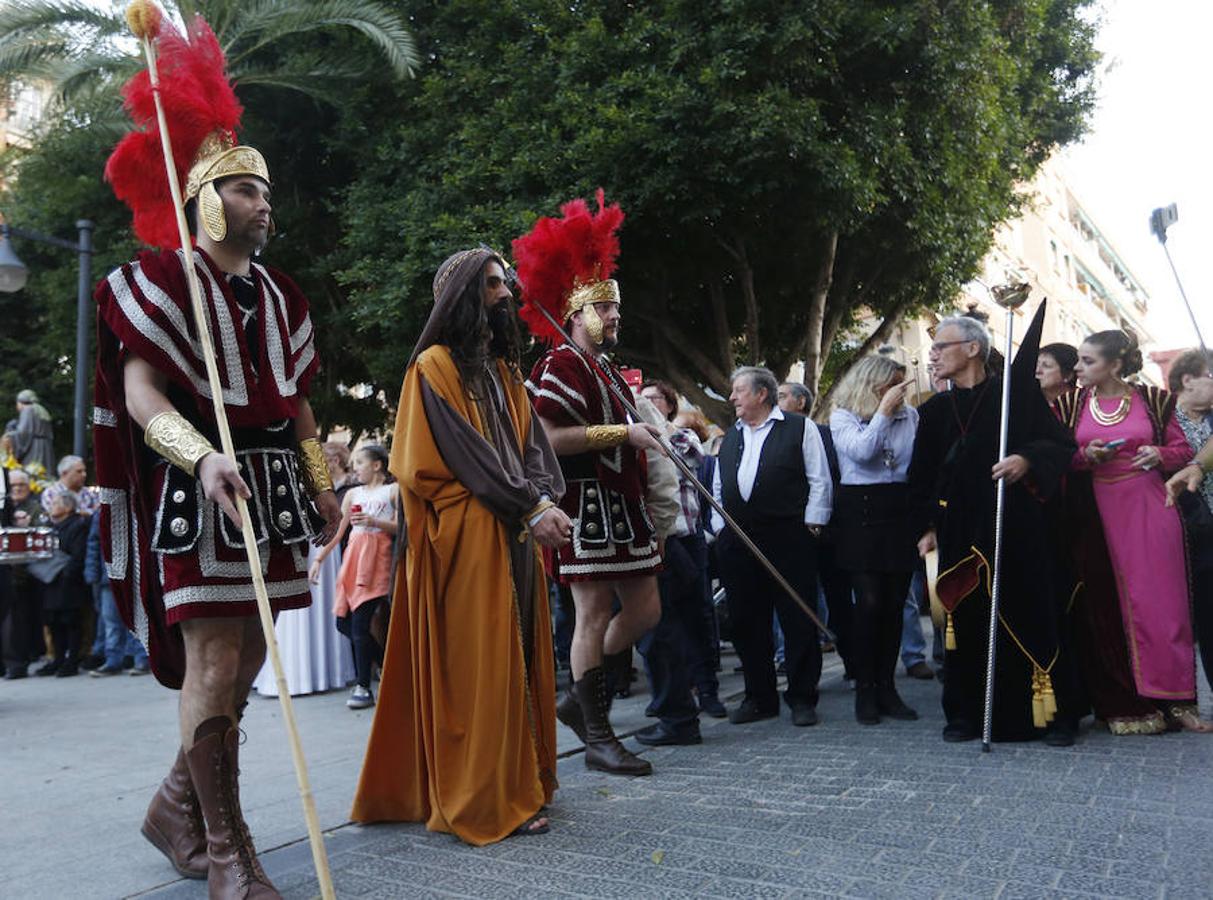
[[26, 547, 72, 585]]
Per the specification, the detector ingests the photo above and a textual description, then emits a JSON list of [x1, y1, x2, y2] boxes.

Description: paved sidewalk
[[5, 638, 1213, 899]]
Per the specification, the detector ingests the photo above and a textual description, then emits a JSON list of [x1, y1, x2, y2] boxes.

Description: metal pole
[[1161, 242, 1206, 354], [73, 220, 94, 459], [981, 306, 1015, 752]]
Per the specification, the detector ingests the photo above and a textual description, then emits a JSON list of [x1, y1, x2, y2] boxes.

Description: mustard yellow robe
[[351, 346, 558, 844]]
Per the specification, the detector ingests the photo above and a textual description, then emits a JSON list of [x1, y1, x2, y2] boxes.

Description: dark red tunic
[[527, 344, 659, 583], [93, 248, 320, 687]]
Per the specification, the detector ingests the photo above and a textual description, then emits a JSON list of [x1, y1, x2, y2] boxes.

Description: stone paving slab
[[6, 626, 1213, 899]]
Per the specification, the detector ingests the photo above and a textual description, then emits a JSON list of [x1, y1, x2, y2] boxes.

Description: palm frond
[[223, 0, 418, 78], [0, 0, 124, 40], [0, 36, 71, 81], [233, 65, 369, 105], [47, 51, 139, 103]]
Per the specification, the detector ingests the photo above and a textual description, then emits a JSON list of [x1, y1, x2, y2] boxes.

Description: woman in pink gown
[[1058, 330, 1212, 734]]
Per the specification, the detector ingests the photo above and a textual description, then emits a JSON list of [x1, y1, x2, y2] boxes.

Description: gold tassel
[[945, 612, 957, 651], [1042, 671, 1057, 721], [1031, 669, 1046, 729]]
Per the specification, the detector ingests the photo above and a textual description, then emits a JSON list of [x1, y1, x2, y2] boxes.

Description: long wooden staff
[[529, 302, 835, 641], [125, 4, 334, 896]]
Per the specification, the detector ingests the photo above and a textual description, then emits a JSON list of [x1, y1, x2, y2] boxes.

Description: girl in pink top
[[1061, 330, 1212, 735], [311, 444, 397, 709]]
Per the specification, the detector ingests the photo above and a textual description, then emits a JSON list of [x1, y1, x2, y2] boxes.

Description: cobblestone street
[[5, 641, 1213, 899]]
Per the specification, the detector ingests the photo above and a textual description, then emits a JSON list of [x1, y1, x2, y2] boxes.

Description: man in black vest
[[713, 367, 833, 726]]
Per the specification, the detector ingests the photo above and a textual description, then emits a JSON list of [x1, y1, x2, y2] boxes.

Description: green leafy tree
[[334, 0, 1098, 423]]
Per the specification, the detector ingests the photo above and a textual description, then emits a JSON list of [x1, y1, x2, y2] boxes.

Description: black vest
[[718, 412, 809, 528]]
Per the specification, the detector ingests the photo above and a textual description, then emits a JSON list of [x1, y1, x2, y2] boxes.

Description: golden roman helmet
[[184, 132, 271, 242], [564, 277, 620, 344]]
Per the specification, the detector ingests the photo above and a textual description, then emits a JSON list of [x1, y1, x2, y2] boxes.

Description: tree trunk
[[802, 231, 839, 396]]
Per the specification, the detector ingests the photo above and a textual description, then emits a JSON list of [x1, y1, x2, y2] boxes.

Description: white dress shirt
[[710, 407, 832, 532]]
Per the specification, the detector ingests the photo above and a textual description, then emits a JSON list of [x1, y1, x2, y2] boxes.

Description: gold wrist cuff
[[298, 438, 334, 497], [523, 499, 556, 527], [585, 424, 628, 451], [144, 411, 216, 477]]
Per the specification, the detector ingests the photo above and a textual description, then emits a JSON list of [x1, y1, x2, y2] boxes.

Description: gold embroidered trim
[[1106, 713, 1167, 736], [144, 411, 215, 477]]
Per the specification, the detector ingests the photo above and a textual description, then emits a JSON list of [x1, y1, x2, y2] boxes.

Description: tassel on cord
[[1031, 669, 1046, 729], [1042, 671, 1057, 721], [945, 612, 957, 651]]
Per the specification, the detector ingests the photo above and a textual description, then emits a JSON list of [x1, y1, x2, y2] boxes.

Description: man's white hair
[[57, 455, 84, 476], [937, 315, 991, 362]]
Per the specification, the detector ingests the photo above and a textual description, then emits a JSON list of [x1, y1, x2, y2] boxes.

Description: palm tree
[[0, 0, 418, 108]]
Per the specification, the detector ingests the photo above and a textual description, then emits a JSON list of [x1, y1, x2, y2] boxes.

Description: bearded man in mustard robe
[[351, 248, 571, 843]]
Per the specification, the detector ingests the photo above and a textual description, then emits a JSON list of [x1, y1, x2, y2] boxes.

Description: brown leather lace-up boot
[[574, 666, 652, 776], [142, 747, 208, 879], [186, 717, 281, 899], [556, 681, 587, 742]]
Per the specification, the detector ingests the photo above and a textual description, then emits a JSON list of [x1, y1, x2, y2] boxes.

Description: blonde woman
[[829, 356, 919, 725]]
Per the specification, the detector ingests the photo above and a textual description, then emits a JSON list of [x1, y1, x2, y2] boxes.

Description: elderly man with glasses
[[907, 314, 1078, 745]]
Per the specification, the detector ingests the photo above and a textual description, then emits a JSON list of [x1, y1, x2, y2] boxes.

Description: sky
[[1062, 0, 1213, 351]]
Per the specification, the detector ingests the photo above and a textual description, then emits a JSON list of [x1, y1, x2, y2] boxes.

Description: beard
[[487, 299, 516, 358], [598, 323, 619, 351]]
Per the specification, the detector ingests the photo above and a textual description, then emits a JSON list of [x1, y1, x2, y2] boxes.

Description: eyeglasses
[[930, 339, 970, 353]]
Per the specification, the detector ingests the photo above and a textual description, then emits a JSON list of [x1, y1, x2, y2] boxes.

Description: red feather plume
[[512, 189, 625, 345], [105, 16, 244, 250]]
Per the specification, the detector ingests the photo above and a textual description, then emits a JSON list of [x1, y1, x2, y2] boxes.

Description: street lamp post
[[0, 219, 96, 459]]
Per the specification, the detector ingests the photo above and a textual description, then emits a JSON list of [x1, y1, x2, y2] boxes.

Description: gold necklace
[[1089, 386, 1131, 427]]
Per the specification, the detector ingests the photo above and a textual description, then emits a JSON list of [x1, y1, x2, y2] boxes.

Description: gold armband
[[523, 499, 556, 527], [298, 437, 334, 497], [585, 424, 628, 451], [144, 411, 216, 477]]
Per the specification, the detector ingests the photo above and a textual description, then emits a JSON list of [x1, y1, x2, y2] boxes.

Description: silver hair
[[52, 490, 77, 512], [781, 382, 814, 411], [731, 366, 779, 408], [8, 469, 30, 484], [57, 455, 84, 476], [936, 315, 991, 362]]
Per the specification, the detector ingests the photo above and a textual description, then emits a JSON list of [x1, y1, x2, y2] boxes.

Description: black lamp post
[[0, 219, 95, 458]]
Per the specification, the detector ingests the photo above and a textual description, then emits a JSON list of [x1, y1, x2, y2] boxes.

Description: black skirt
[[831, 482, 917, 574]]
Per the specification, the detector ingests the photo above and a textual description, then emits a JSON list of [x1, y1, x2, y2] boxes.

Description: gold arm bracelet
[[523, 499, 556, 527], [144, 411, 216, 477], [298, 438, 334, 497], [585, 424, 628, 451]]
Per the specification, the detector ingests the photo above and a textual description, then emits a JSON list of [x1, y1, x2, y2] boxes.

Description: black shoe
[[634, 721, 703, 746], [905, 661, 935, 680], [55, 661, 79, 678], [1043, 718, 1076, 747], [790, 705, 819, 727], [876, 683, 918, 721], [90, 664, 123, 678], [34, 660, 61, 677], [942, 721, 979, 743], [79, 654, 104, 672], [4, 667, 27, 680], [728, 699, 778, 725], [697, 694, 727, 719], [855, 684, 880, 725], [644, 703, 658, 718]]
